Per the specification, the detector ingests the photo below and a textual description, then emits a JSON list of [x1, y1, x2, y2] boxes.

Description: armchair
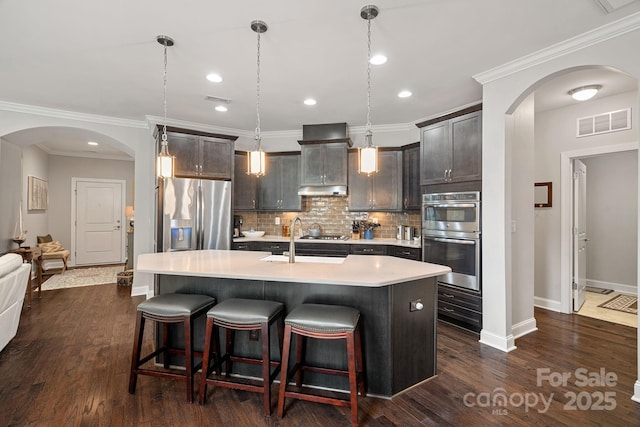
[[37, 234, 70, 275]]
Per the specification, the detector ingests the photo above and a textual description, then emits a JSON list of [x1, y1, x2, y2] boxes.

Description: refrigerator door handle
[[198, 183, 204, 250]]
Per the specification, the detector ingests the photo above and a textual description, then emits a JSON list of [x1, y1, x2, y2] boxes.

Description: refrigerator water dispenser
[[170, 219, 193, 251]]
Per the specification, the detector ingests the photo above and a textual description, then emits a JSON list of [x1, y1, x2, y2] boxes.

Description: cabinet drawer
[[295, 243, 349, 258], [350, 245, 387, 255], [390, 246, 421, 260], [231, 242, 258, 251], [258, 242, 289, 255], [437, 284, 482, 312], [438, 300, 482, 329]]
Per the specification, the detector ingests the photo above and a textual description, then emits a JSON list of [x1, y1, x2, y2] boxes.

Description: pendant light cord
[[255, 28, 262, 149], [366, 15, 372, 136], [162, 40, 168, 146]]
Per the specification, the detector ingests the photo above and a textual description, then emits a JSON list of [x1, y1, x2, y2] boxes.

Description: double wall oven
[[422, 192, 481, 292]]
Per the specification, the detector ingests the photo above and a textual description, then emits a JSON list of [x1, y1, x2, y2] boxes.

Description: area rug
[[586, 286, 613, 295], [41, 266, 123, 291], [598, 294, 638, 314]]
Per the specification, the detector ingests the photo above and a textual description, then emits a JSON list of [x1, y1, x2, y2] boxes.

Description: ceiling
[[1, 0, 639, 159]]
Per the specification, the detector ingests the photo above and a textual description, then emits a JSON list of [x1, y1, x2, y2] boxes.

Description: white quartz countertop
[[234, 236, 421, 248], [136, 250, 450, 288]]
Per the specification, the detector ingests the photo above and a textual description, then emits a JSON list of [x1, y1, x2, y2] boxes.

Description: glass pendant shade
[[247, 149, 266, 176], [157, 146, 174, 178], [359, 130, 378, 175]]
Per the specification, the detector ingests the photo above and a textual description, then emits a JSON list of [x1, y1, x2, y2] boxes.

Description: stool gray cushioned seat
[[137, 293, 216, 318], [207, 298, 283, 324], [285, 303, 360, 333]]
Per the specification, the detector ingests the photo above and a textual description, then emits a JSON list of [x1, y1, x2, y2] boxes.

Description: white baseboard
[[632, 380, 640, 404], [479, 329, 517, 352], [130, 285, 148, 297], [512, 317, 538, 339], [534, 296, 563, 312], [587, 279, 637, 295]]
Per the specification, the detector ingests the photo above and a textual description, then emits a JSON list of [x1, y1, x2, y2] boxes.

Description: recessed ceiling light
[[87, 141, 99, 146], [304, 98, 317, 106], [206, 73, 223, 83], [370, 54, 387, 65], [568, 85, 602, 101], [215, 105, 228, 112], [398, 90, 412, 98]]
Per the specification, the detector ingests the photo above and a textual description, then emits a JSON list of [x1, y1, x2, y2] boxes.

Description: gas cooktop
[[299, 235, 350, 241]]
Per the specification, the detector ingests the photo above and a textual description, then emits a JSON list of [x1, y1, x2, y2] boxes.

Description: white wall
[[534, 91, 638, 304], [21, 145, 49, 248], [581, 152, 637, 290], [48, 155, 135, 255], [0, 139, 23, 254], [509, 94, 537, 337]]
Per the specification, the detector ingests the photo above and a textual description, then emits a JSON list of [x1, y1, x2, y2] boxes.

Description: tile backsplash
[[236, 196, 421, 239]]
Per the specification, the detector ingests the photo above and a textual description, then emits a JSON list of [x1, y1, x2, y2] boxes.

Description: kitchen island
[[136, 249, 450, 398]]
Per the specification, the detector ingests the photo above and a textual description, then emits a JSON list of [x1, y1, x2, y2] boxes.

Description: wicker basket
[[117, 269, 134, 286]]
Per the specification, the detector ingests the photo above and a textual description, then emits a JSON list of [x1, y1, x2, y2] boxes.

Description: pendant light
[[359, 5, 379, 176], [157, 35, 175, 178], [248, 20, 267, 176]]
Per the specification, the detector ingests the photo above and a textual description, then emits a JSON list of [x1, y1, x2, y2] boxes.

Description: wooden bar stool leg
[[199, 317, 215, 404], [261, 322, 271, 416], [346, 332, 358, 426], [277, 324, 293, 418], [355, 325, 366, 397], [294, 333, 305, 386], [128, 311, 145, 394], [184, 315, 194, 403], [162, 323, 170, 369], [225, 329, 234, 375]]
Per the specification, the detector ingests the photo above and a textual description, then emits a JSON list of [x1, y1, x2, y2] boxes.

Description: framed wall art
[[27, 176, 49, 210]]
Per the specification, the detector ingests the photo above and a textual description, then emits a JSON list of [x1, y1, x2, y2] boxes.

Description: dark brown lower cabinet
[[437, 283, 482, 333]]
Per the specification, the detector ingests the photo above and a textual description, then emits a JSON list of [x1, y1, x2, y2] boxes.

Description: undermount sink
[[260, 254, 346, 264]]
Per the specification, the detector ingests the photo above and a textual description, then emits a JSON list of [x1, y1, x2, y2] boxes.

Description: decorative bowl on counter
[[243, 230, 265, 238]]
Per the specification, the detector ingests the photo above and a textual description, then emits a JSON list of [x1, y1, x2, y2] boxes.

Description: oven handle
[[429, 237, 476, 245], [424, 203, 477, 208]]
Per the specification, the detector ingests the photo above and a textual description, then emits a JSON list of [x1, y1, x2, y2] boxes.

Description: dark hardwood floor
[[1, 283, 639, 426]]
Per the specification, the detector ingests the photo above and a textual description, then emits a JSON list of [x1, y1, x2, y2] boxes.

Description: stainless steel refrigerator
[[160, 178, 232, 251]]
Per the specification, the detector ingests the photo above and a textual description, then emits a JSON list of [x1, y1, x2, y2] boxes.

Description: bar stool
[[128, 293, 216, 403], [277, 303, 365, 427], [199, 298, 284, 416]]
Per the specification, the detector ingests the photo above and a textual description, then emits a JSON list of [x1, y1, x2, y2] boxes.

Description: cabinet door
[[420, 122, 450, 185], [166, 132, 199, 177], [279, 155, 302, 211], [450, 111, 482, 182], [233, 153, 257, 210], [372, 150, 402, 211], [347, 151, 372, 210], [258, 156, 281, 210], [323, 143, 348, 185], [301, 144, 325, 185], [200, 137, 232, 179], [403, 146, 421, 210]]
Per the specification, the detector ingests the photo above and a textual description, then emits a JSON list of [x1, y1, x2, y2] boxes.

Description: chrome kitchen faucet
[[288, 216, 302, 263]]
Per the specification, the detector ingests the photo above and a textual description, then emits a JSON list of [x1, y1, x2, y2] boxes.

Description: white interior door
[[573, 159, 588, 311], [75, 180, 124, 265]]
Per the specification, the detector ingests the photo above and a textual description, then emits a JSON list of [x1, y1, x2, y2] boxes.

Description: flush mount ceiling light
[[156, 35, 175, 179], [206, 73, 223, 83], [359, 4, 380, 176], [398, 90, 412, 98], [248, 20, 267, 177], [568, 85, 602, 101], [370, 54, 387, 65], [304, 98, 317, 106]]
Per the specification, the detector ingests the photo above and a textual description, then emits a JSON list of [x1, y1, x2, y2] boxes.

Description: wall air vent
[[576, 108, 631, 137]]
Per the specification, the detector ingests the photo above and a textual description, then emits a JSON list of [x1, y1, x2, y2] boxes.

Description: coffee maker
[[233, 215, 243, 238]]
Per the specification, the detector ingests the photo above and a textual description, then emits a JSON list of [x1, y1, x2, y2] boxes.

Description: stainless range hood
[[298, 123, 351, 197], [298, 185, 347, 196]]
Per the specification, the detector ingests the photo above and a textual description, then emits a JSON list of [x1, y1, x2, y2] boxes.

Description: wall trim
[[473, 11, 640, 84], [0, 101, 147, 128], [534, 296, 563, 312], [479, 329, 517, 352], [587, 279, 637, 295], [632, 380, 640, 403], [512, 317, 538, 339]]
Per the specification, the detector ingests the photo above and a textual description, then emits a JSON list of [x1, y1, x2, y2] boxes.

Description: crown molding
[[410, 100, 483, 126], [473, 11, 640, 85], [0, 101, 147, 128], [35, 143, 134, 161]]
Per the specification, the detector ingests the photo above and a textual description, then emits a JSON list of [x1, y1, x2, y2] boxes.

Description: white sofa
[[0, 253, 30, 352]]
